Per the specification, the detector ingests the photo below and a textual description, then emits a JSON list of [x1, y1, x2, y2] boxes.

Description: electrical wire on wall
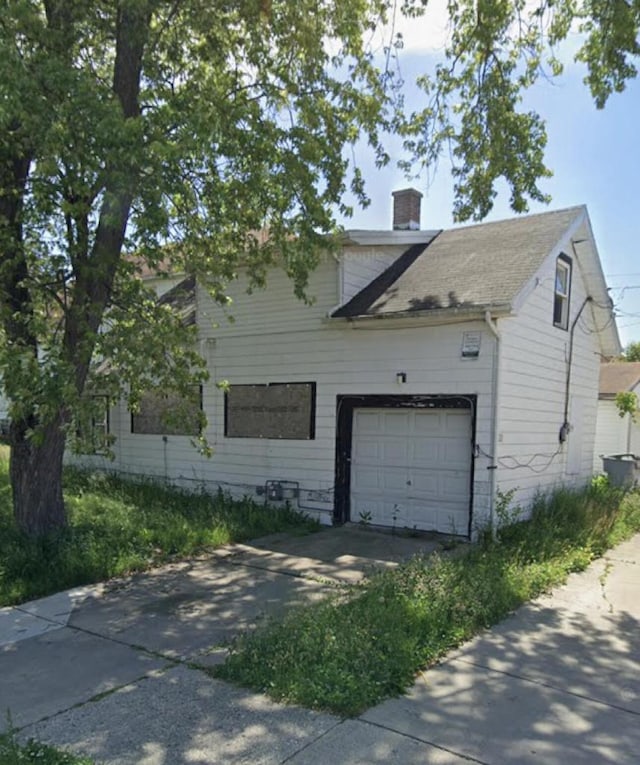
[[100, 468, 336, 513], [475, 444, 563, 473]]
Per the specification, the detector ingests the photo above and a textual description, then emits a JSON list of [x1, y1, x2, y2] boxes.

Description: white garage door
[[351, 407, 472, 535]]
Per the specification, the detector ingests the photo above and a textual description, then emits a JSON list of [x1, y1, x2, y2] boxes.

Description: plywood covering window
[[553, 254, 572, 330], [225, 382, 316, 439], [131, 387, 202, 436]]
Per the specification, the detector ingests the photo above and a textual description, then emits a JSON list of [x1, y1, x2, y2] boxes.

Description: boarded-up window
[[131, 387, 202, 436], [225, 382, 315, 439]]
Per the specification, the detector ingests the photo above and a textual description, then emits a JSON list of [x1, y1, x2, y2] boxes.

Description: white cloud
[[374, 0, 450, 55]]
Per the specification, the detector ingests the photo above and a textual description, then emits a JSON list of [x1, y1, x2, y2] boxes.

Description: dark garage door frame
[[334, 394, 477, 538]]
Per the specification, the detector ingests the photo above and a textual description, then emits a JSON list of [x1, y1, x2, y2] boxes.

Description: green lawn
[[215, 481, 640, 716], [0, 447, 318, 607]]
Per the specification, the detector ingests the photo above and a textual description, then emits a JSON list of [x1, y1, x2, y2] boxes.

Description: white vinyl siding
[[71, 236, 605, 535], [340, 246, 404, 303], [197, 260, 338, 340], [76, 258, 495, 529], [496, 245, 600, 511], [594, 393, 640, 472]]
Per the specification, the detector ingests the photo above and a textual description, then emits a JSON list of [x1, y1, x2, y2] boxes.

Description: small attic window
[[553, 254, 572, 330]]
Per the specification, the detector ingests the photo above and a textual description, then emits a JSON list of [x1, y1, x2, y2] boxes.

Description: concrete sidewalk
[[1, 530, 639, 763]]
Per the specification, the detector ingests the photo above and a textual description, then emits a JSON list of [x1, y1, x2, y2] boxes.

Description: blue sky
[[337, 22, 640, 348]]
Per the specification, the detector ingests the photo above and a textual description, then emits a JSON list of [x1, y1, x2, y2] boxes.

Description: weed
[[0, 726, 93, 764], [0, 457, 318, 607], [216, 483, 640, 716]]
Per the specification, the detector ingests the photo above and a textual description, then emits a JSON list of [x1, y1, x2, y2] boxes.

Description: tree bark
[[1, 3, 151, 536], [9, 414, 67, 536]]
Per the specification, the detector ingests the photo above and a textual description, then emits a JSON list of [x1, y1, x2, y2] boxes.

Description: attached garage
[[335, 396, 475, 536]]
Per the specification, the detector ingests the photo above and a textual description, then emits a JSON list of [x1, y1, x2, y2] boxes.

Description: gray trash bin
[[601, 454, 640, 487]]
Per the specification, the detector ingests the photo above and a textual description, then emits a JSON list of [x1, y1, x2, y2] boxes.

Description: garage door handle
[[406, 480, 412, 486]]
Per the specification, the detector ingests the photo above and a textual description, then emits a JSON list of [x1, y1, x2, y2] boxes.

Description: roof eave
[[341, 229, 441, 247], [326, 302, 513, 327]]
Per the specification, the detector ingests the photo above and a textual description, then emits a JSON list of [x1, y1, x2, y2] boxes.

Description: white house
[[75, 191, 620, 537], [593, 362, 640, 472]]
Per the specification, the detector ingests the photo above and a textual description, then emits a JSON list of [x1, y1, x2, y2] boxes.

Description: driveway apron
[[1, 529, 638, 764]]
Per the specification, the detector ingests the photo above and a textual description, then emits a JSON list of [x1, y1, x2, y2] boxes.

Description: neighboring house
[[74, 190, 620, 537], [593, 362, 640, 472]]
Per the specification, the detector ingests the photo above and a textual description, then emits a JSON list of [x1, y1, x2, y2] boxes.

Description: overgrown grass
[[215, 482, 640, 716], [0, 449, 318, 607], [0, 730, 93, 765]]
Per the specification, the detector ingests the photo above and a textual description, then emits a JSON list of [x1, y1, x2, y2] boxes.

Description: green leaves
[[403, 0, 555, 220], [615, 390, 638, 420], [401, 0, 639, 220], [1, 0, 639, 510], [0, 0, 400, 470], [623, 340, 640, 361]]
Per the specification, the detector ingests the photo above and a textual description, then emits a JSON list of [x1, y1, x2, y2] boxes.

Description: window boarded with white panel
[[350, 408, 472, 534]]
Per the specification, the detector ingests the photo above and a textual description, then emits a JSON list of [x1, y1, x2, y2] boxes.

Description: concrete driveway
[[1, 527, 639, 764]]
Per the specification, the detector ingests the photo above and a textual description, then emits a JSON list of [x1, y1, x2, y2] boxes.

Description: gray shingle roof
[[333, 206, 585, 318]]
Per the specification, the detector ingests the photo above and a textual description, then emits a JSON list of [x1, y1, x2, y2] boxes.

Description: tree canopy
[[623, 341, 640, 362], [401, 0, 640, 220], [0, 0, 638, 535]]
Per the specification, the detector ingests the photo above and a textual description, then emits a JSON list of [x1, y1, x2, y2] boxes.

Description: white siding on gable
[[496, 245, 601, 512], [340, 246, 405, 304]]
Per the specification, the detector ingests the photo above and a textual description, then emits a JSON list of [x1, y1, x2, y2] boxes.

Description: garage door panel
[[352, 440, 381, 461], [355, 411, 384, 434], [438, 507, 468, 536], [351, 467, 381, 491], [382, 470, 411, 492], [408, 473, 439, 496], [382, 411, 411, 434], [381, 440, 410, 464], [444, 441, 471, 465], [412, 440, 441, 462], [351, 407, 471, 534], [412, 413, 443, 435], [444, 411, 472, 435], [406, 501, 438, 529], [351, 496, 384, 522], [441, 474, 471, 500]]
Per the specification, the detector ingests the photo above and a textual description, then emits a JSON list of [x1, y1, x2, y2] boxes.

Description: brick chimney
[[392, 188, 423, 230]]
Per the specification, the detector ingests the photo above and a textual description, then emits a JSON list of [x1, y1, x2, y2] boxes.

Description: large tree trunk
[[10, 415, 67, 536], [1, 4, 150, 537]]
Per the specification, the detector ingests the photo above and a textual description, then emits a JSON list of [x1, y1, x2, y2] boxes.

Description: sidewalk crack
[[356, 718, 491, 764]]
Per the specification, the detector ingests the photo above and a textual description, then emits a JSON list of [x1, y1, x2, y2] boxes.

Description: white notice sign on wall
[[461, 331, 482, 358]]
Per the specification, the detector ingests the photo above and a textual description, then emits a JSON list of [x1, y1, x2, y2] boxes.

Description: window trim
[[553, 253, 572, 330]]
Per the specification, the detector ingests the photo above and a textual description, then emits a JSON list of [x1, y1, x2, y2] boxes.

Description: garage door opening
[[334, 395, 475, 537]]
